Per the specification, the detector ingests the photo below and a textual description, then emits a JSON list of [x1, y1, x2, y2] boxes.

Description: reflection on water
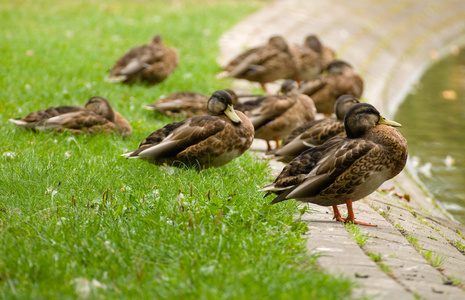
[[395, 49, 465, 224]]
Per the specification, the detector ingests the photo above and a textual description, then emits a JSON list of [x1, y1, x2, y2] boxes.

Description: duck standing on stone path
[[270, 94, 360, 162], [293, 34, 335, 82], [106, 34, 178, 85], [122, 90, 254, 170], [218, 35, 300, 93], [144, 89, 239, 119], [9, 96, 132, 136], [237, 80, 316, 152], [300, 60, 363, 116], [260, 103, 408, 227]]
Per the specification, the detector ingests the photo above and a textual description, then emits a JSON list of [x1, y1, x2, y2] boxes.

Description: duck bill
[[378, 115, 402, 127], [224, 105, 242, 124]]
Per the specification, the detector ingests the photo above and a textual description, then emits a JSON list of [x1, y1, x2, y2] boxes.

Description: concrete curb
[[219, 1, 465, 298]]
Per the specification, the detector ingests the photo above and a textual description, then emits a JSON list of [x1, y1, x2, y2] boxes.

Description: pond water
[[395, 50, 465, 224]]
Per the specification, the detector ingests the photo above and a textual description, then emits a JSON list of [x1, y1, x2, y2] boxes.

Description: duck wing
[[264, 137, 377, 203], [37, 110, 110, 130], [123, 115, 227, 159]]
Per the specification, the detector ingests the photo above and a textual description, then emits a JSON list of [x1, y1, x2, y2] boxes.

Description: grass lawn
[[0, 0, 353, 298]]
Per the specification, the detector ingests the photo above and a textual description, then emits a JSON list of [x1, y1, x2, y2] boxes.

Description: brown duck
[[123, 90, 254, 170], [271, 95, 360, 162], [299, 60, 363, 116], [219, 35, 300, 92], [238, 80, 316, 151], [9, 96, 132, 136], [144, 89, 239, 118], [260, 103, 408, 226], [106, 34, 178, 85], [294, 34, 335, 82]]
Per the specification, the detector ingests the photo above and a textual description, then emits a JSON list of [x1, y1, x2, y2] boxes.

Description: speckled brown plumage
[[241, 80, 316, 151], [106, 35, 178, 85], [299, 60, 363, 116], [260, 103, 408, 226], [123, 90, 254, 169], [9, 97, 132, 136], [271, 95, 360, 161], [145, 89, 239, 118], [293, 35, 336, 82], [220, 35, 300, 92]]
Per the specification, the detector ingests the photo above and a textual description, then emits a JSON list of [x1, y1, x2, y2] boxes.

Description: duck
[[105, 34, 178, 85], [9, 96, 132, 136], [219, 35, 300, 93], [122, 90, 254, 170], [299, 60, 363, 116], [144, 89, 239, 118], [271, 95, 360, 162], [238, 80, 316, 151], [294, 34, 336, 82], [260, 103, 408, 227]]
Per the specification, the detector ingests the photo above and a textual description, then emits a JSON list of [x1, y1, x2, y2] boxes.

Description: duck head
[[303, 35, 323, 53], [344, 103, 401, 138], [85, 96, 115, 122], [334, 95, 360, 121], [207, 90, 242, 124], [268, 35, 289, 52], [326, 60, 353, 74]]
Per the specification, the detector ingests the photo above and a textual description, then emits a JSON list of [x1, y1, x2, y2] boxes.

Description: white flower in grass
[[71, 278, 107, 298], [2, 152, 16, 159], [183, 73, 193, 79], [65, 150, 73, 158], [25, 84, 31, 90], [65, 30, 73, 39], [85, 82, 92, 89]]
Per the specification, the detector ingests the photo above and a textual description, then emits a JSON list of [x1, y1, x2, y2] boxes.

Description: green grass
[[345, 223, 371, 246], [0, 0, 354, 299]]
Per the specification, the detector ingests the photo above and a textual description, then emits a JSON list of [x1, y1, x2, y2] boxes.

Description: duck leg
[[260, 82, 268, 93], [344, 200, 377, 227], [332, 205, 344, 222], [274, 137, 280, 149], [332, 201, 377, 227], [265, 140, 272, 152]]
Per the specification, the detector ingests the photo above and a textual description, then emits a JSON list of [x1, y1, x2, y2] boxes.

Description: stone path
[[218, 1, 465, 299]]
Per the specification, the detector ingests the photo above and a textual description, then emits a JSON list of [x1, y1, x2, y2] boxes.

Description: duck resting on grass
[[9, 96, 132, 136], [123, 90, 254, 170], [260, 103, 408, 226], [106, 34, 178, 85]]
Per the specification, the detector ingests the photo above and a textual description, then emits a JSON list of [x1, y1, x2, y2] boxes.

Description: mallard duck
[[122, 90, 254, 170], [144, 89, 239, 118], [219, 35, 300, 92], [294, 34, 336, 82], [299, 60, 363, 116], [106, 34, 178, 85], [239, 80, 316, 151], [260, 103, 408, 226], [9, 96, 132, 136], [271, 95, 360, 162]]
